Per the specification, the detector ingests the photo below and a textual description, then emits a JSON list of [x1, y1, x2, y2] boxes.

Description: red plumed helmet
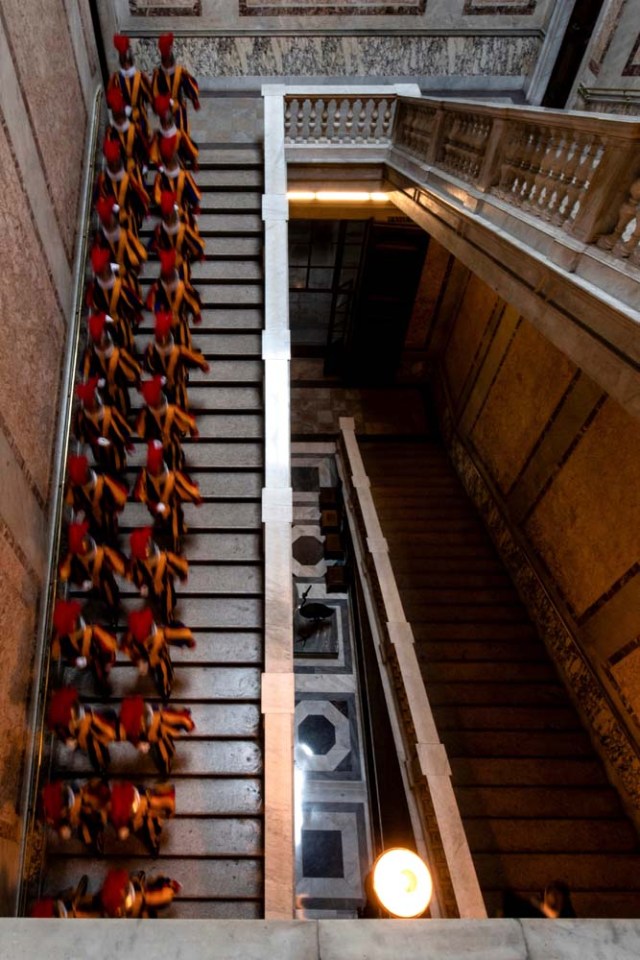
[[101, 868, 130, 918], [154, 94, 172, 119], [139, 375, 164, 407], [154, 310, 173, 341], [107, 88, 126, 115], [119, 695, 145, 742], [53, 598, 82, 636], [88, 312, 108, 342], [160, 190, 177, 217], [128, 606, 155, 642], [95, 195, 117, 225], [158, 32, 174, 57], [146, 439, 164, 474], [30, 898, 58, 918], [67, 453, 89, 486], [68, 519, 91, 554], [159, 134, 177, 163], [91, 245, 111, 275], [158, 248, 177, 277], [109, 781, 136, 831], [42, 781, 66, 822], [103, 137, 122, 164], [75, 376, 100, 406], [47, 686, 79, 730], [130, 526, 153, 560], [113, 34, 130, 55]]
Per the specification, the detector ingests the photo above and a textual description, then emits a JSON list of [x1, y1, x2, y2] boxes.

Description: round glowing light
[[372, 848, 433, 918]]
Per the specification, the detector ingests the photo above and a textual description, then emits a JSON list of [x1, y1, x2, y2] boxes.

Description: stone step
[[197, 168, 262, 188], [170, 631, 262, 665], [171, 777, 263, 816], [198, 306, 263, 329], [401, 587, 522, 606], [121, 472, 262, 500], [191, 359, 262, 382], [417, 640, 546, 663], [187, 532, 262, 563], [198, 146, 262, 167], [475, 852, 640, 892], [170, 901, 262, 919], [411, 622, 537, 641], [205, 237, 262, 259], [169, 596, 263, 629], [432, 704, 581, 731], [184, 386, 263, 411], [404, 604, 530, 623], [54, 739, 263, 778], [420, 662, 557, 683], [443, 729, 595, 759], [464, 818, 639, 854], [42, 857, 263, 901], [126, 442, 263, 471], [46, 815, 263, 858], [451, 757, 607, 787], [483, 889, 640, 921], [138, 282, 263, 306], [200, 192, 261, 212], [197, 213, 262, 235], [456, 786, 624, 819], [190, 261, 262, 282], [75, 666, 262, 705], [427, 682, 567, 707]]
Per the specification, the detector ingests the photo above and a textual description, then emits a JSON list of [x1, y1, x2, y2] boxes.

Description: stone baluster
[[294, 98, 305, 143], [307, 98, 318, 140], [520, 127, 550, 210], [355, 98, 367, 142], [330, 99, 342, 143], [550, 134, 581, 225], [284, 99, 292, 142], [344, 98, 355, 141], [370, 98, 381, 141], [381, 98, 394, 140]]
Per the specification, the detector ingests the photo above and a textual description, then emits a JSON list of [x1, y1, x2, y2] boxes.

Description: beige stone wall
[[0, 0, 99, 914], [415, 249, 640, 820]]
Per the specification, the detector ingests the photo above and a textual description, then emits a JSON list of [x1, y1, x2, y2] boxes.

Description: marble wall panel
[[470, 317, 576, 495], [1, 0, 86, 260], [524, 398, 640, 620], [404, 239, 452, 351], [133, 34, 540, 81], [443, 273, 497, 405], [0, 121, 65, 505], [0, 535, 38, 846], [239, 0, 426, 14]]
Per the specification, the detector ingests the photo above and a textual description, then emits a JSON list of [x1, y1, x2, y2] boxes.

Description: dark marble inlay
[[293, 466, 320, 492], [299, 714, 336, 755], [293, 535, 325, 565], [240, 0, 425, 14], [464, 0, 536, 12], [302, 829, 344, 878], [130, 0, 201, 13]]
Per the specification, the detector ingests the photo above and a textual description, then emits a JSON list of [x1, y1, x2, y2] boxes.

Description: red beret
[[67, 454, 89, 486], [130, 526, 153, 560], [101, 868, 130, 918], [119, 695, 145, 742], [158, 248, 177, 277], [67, 519, 91, 555], [159, 135, 178, 163], [154, 94, 172, 119], [139, 375, 164, 407], [158, 32, 174, 57], [91, 245, 111, 275], [88, 312, 108, 342], [146, 439, 164, 475], [47, 686, 79, 730], [107, 88, 126, 115], [75, 376, 100, 406], [128, 606, 155, 643], [109, 781, 136, 830], [113, 34, 130, 55], [95, 195, 118, 225], [160, 190, 177, 217], [53, 598, 82, 636], [103, 137, 122, 164], [154, 310, 173, 341]]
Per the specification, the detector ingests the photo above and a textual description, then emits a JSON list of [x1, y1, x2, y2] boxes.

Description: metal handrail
[[15, 85, 104, 916]]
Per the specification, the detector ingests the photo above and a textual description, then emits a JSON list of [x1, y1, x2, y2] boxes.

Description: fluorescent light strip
[[287, 190, 389, 202]]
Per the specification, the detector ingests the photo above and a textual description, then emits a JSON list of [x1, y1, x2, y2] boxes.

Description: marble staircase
[[360, 439, 640, 919]]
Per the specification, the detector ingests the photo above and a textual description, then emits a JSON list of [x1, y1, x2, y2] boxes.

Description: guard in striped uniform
[[101, 867, 181, 918], [151, 32, 200, 135], [108, 34, 152, 142], [65, 454, 128, 545], [134, 439, 202, 552], [58, 520, 128, 622], [85, 245, 143, 350], [109, 780, 176, 857], [51, 598, 118, 692], [150, 95, 198, 170], [144, 310, 209, 409], [145, 248, 202, 348], [150, 190, 204, 280], [136, 375, 199, 472], [94, 138, 149, 233], [119, 694, 195, 776], [94, 196, 147, 293], [41, 779, 111, 853], [73, 378, 133, 475], [105, 87, 149, 177], [153, 135, 201, 224], [82, 312, 141, 418], [121, 606, 195, 700], [47, 686, 118, 774], [30, 875, 103, 919], [128, 526, 189, 623]]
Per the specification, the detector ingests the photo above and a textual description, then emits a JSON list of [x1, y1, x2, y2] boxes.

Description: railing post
[[477, 118, 506, 193], [261, 83, 295, 920], [426, 106, 446, 167], [565, 139, 640, 243]]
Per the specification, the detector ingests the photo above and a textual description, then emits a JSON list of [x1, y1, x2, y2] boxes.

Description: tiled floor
[[292, 447, 374, 918]]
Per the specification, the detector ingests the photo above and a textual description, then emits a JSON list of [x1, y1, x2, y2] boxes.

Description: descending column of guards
[[31, 33, 207, 920]]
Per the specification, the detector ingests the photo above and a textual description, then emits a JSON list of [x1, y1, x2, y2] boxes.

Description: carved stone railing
[[283, 88, 640, 265]]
